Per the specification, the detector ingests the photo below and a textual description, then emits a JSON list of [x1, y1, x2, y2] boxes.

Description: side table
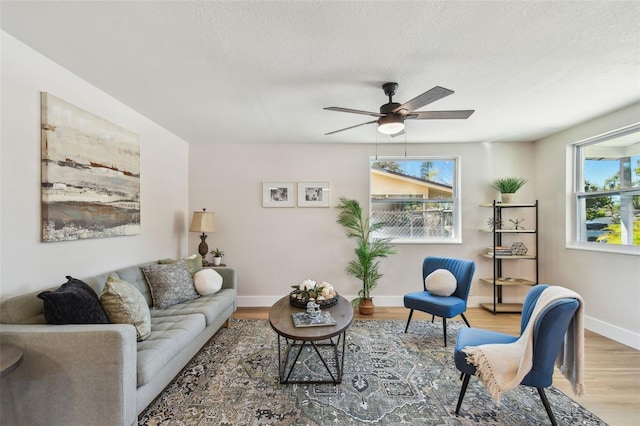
[[0, 345, 24, 378]]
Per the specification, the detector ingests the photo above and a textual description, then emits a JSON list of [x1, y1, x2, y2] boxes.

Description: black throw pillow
[[38, 276, 110, 324]]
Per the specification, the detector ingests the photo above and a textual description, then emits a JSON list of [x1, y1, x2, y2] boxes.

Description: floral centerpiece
[[289, 279, 338, 308]]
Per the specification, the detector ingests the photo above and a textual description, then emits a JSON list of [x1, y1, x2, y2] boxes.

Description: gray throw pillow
[[141, 260, 199, 308], [100, 275, 151, 341]]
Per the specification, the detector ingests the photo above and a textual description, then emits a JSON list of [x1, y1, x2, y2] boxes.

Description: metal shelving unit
[[479, 200, 538, 313]]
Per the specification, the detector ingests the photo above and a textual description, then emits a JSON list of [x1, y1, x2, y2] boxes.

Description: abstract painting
[[41, 93, 140, 242]]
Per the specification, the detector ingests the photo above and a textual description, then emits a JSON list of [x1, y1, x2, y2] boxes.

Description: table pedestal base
[[277, 332, 346, 384]]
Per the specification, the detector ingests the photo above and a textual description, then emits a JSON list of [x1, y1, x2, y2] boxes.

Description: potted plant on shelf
[[336, 197, 396, 315], [210, 248, 224, 266], [490, 177, 527, 204]]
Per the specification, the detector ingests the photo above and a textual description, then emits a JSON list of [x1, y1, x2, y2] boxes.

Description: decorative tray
[[291, 311, 337, 327], [289, 291, 339, 309]]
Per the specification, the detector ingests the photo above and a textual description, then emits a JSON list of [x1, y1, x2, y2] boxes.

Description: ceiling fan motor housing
[[380, 102, 402, 114]]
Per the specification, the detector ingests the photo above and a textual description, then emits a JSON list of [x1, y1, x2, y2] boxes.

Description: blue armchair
[[453, 284, 580, 425], [404, 256, 475, 347]]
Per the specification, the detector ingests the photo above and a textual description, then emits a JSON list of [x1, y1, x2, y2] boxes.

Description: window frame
[[569, 123, 640, 256], [369, 155, 462, 245]]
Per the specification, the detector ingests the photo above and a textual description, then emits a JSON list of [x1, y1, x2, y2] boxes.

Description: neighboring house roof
[[371, 167, 453, 197]]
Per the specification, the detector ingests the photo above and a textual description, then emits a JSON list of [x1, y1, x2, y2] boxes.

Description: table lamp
[[189, 209, 216, 265]]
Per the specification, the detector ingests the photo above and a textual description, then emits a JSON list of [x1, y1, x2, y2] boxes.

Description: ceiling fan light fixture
[[377, 115, 404, 135]]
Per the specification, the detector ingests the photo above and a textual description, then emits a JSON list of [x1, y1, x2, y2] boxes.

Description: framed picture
[[262, 182, 295, 207], [41, 93, 140, 242], [297, 182, 330, 207]]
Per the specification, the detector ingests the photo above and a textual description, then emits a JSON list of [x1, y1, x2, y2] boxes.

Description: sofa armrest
[[212, 267, 236, 291], [0, 324, 137, 426]]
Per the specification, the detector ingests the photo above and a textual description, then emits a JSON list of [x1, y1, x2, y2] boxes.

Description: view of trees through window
[[370, 157, 458, 242], [577, 128, 640, 246]]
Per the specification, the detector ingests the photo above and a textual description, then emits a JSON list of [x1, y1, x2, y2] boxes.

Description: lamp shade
[[189, 211, 216, 233], [377, 115, 405, 135]]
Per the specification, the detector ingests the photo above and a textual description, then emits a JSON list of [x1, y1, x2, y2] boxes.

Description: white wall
[[4, 29, 636, 348], [0, 32, 190, 299], [189, 141, 537, 308], [535, 102, 640, 349]]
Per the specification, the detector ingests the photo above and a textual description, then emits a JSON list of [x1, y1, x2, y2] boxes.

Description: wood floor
[[233, 306, 640, 426]]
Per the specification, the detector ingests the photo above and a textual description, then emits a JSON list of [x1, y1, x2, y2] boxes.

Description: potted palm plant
[[490, 177, 527, 204], [336, 197, 396, 315]]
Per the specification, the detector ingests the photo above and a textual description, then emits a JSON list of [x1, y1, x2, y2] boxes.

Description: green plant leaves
[[336, 197, 396, 305]]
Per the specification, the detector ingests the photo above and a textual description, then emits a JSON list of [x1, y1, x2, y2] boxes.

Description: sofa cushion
[[136, 313, 206, 387], [157, 254, 202, 275], [151, 288, 235, 326], [37, 276, 109, 325], [141, 261, 199, 308], [425, 269, 457, 297], [115, 266, 153, 306], [100, 275, 151, 341], [193, 268, 223, 295]]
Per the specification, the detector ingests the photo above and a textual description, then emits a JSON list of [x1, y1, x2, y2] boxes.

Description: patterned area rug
[[139, 319, 605, 425]]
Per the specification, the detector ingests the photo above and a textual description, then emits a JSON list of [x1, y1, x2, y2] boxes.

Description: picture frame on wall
[[297, 182, 330, 207], [40, 92, 141, 242], [262, 182, 295, 207]]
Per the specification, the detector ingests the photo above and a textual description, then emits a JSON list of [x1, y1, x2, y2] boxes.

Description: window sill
[[566, 241, 640, 256], [390, 237, 462, 245]]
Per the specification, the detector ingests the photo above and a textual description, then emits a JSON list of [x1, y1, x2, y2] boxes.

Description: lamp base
[[198, 234, 209, 265]]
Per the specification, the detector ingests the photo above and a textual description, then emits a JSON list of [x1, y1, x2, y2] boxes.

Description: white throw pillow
[[193, 268, 223, 295], [425, 269, 457, 297]]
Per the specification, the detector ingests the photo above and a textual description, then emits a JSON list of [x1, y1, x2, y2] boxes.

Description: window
[[370, 157, 460, 243], [574, 124, 640, 250]]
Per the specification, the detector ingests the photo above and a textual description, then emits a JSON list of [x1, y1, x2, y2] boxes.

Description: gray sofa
[[0, 262, 237, 426]]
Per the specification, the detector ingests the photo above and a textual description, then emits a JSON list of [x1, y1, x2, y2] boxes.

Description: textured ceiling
[[1, 1, 639, 144]]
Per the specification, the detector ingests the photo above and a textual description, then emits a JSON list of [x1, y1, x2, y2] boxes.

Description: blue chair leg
[[404, 309, 414, 333], [537, 387, 558, 426], [455, 373, 471, 415], [443, 317, 447, 347], [460, 313, 471, 328]]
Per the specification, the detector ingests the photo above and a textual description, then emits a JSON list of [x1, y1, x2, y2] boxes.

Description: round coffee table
[[269, 295, 353, 384]]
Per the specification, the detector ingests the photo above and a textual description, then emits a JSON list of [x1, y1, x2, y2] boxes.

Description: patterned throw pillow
[[38, 276, 110, 325], [141, 260, 199, 308], [425, 269, 458, 297], [100, 275, 151, 341], [183, 254, 203, 275], [157, 254, 202, 275]]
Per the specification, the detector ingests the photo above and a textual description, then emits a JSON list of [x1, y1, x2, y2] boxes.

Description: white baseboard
[[237, 295, 400, 307], [584, 315, 640, 350]]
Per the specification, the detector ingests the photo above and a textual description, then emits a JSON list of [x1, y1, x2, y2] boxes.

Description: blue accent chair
[[453, 284, 580, 426], [404, 256, 476, 347]]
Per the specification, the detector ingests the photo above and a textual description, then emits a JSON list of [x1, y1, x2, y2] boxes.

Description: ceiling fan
[[324, 82, 474, 136]]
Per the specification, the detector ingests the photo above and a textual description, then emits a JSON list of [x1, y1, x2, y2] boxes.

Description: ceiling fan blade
[[406, 110, 475, 120], [393, 86, 454, 115], [325, 120, 377, 135], [324, 107, 384, 117]]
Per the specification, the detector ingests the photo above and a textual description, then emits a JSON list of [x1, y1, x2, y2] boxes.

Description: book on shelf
[[291, 311, 337, 327], [487, 246, 512, 255]]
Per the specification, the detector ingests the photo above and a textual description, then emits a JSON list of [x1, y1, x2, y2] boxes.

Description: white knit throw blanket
[[463, 286, 585, 402]]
